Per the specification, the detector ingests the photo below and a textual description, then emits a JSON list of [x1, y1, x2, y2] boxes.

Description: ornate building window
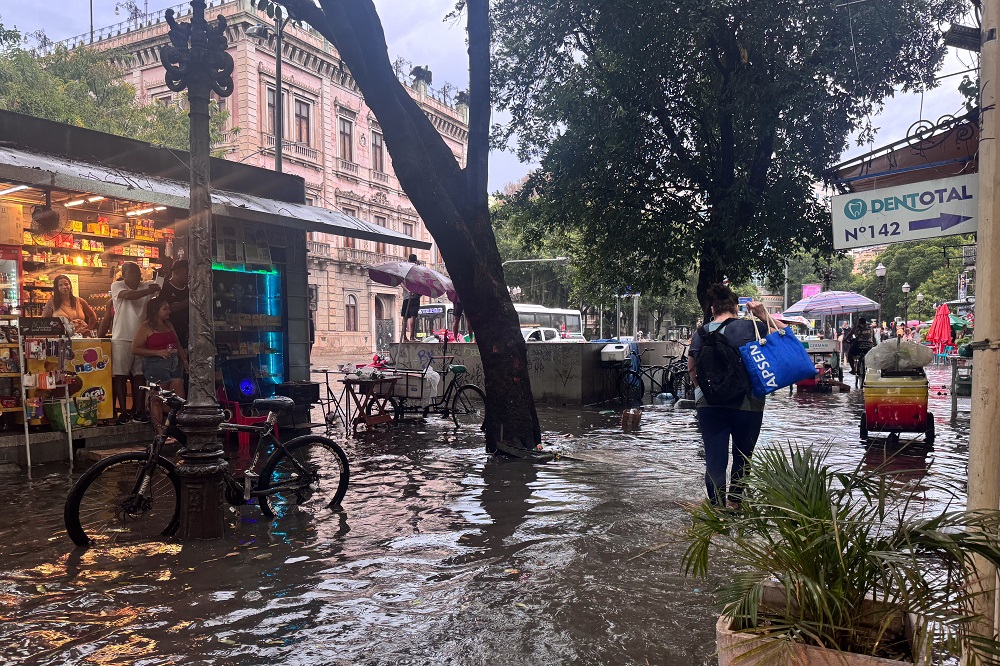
[[374, 215, 386, 254], [372, 132, 384, 173], [345, 294, 358, 332], [402, 221, 414, 259], [294, 99, 311, 146], [343, 206, 357, 248], [339, 117, 354, 162]]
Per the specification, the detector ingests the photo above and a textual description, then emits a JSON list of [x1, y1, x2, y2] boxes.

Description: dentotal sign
[[832, 174, 978, 250]]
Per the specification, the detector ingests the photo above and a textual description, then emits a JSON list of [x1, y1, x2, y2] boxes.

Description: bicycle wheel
[[619, 369, 644, 402], [64, 452, 180, 548], [451, 384, 486, 429], [365, 395, 401, 424], [671, 370, 694, 401], [258, 435, 350, 519], [648, 366, 669, 395]]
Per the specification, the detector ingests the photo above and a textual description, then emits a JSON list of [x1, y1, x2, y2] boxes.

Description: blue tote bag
[[738, 314, 817, 397]]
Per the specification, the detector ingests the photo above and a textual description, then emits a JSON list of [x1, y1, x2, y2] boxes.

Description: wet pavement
[[0, 366, 969, 665]]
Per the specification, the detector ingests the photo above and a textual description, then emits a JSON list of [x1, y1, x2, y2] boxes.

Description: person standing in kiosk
[[159, 259, 190, 352], [111, 261, 160, 423]]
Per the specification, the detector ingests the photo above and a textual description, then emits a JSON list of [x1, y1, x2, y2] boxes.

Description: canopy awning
[[0, 145, 430, 249]]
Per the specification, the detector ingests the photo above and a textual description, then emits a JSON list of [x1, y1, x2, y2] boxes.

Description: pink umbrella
[[367, 261, 458, 301], [773, 313, 811, 327], [925, 303, 953, 353]]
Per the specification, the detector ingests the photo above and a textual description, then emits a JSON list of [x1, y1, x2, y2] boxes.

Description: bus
[[415, 302, 585, 339]]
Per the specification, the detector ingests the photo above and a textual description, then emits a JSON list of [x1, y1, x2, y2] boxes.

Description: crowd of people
[[40, 259, 190, 431]]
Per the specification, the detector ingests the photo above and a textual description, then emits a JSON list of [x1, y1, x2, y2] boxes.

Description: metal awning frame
[[0, 147, 430, 249]]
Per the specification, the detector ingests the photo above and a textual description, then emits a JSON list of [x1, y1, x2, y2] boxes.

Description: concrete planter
[[715, 584, 927, 666]]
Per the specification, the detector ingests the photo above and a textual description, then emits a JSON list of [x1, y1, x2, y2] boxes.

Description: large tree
[[254, 0, 542, 455], [491, 0, 967, 307]]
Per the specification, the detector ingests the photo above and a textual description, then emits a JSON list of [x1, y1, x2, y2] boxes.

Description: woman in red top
[[132, 297, 188, 432]]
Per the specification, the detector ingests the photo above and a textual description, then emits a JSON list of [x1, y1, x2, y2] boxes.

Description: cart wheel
[[925, 412, 935, 446], [887, 432, 900, 447], [859, 414, 868, 442], [365, 396, 401, 424]]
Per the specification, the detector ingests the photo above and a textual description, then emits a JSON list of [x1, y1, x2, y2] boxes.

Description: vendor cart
[[860, 367, 934, 446], [795, 338, 845, 392]]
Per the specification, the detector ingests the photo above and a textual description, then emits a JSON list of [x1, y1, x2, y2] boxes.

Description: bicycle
[[378, 355, 486, 429], [661, 341, 693, 400], [617, 347, 670, 402], [63, 385, 350, 548]]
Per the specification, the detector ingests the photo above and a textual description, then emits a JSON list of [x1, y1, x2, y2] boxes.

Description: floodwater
[[0, 366, 970, 665]]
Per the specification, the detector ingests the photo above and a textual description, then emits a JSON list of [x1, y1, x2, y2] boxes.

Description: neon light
[[211, 262, 277, 275]]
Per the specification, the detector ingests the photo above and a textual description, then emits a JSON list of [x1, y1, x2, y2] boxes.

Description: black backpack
[[695, 319, 751, 405]]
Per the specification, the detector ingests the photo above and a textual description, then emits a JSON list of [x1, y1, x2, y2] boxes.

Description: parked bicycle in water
[[63, 385, 350, 548]]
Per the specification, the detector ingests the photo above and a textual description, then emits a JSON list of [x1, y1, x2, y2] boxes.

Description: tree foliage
[[0, 20, 232, 153], [491, 0, 967, 305]]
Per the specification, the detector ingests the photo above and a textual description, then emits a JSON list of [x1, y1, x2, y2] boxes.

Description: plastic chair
[[935, 345, 954, 366], [217, 386, 275, 449]]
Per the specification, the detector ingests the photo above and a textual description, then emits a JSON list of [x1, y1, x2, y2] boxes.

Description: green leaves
[[490, 0, 967, 298], [682, 444, 1000, 662]]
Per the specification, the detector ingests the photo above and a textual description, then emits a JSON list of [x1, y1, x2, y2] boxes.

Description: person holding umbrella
[[400, 254, 421, 342]]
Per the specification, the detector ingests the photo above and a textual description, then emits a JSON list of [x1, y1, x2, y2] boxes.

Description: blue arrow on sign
[[908, 213, 973, 232]]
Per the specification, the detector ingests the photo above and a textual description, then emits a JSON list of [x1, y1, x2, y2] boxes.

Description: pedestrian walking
[[399, 254, 421, 342], [687, 283, 776, 508]]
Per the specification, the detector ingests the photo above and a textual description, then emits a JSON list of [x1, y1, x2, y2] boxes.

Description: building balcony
[[260, 132, 320, 163], [337, 247, 402, 266], [338, 159, 360, 177], [370, 168, 392, 187], [307, 240, 332, 257]]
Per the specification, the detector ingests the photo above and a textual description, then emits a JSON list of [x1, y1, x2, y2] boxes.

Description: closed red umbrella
[[925, 303, 953, 352]]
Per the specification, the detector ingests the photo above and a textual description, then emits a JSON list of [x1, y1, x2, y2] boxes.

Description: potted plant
[[682, 445, 1000, 665]]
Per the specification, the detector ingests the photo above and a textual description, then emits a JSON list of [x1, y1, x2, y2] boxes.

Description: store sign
[[832, 174, 978, 249], [802, 284, 822, 299], [20, 317, 67, 337], [958, 272, 968, 301]]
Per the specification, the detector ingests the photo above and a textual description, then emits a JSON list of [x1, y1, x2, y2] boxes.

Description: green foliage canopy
[[491, 0, 967, 302], [0, 21, 232, 153]]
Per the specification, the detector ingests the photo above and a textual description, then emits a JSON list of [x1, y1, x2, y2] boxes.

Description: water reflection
[[0, 365, 971, 664]]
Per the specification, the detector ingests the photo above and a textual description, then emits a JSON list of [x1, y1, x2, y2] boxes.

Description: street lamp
[[874, 263, 887, 327], [247, 8, 291, 173], [901, 282, 911, 323], [161, 0, 234, 539], [916, 292, 924, 321]]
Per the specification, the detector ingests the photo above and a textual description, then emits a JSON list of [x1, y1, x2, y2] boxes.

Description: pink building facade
[[62, 0, 469, 356]]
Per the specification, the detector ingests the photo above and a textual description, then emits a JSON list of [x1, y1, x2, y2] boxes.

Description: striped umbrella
[[773, 313, 812, 327], [783, 290, 879, 317], [367, 260, 458, 301]]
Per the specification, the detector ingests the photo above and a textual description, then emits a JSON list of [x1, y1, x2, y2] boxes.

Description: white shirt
[[111, 280, 155, 341]]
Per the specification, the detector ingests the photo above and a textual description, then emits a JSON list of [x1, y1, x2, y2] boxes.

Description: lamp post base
[[175, 404, 228, 539]]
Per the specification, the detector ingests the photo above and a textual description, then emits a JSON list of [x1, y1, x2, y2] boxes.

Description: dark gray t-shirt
[[690, 317, 768, 411]]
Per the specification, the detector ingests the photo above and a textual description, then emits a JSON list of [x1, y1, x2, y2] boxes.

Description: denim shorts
[[142, 355, 182, 384]]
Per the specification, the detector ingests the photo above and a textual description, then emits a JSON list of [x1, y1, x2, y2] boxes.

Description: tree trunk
[[295, 0, 541, 453]]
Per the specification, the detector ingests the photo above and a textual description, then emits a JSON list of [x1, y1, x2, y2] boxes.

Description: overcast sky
[[0, 1, 975, 195]]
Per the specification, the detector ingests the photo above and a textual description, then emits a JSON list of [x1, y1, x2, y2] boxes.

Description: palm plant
[[682, 445, 1000, 663]]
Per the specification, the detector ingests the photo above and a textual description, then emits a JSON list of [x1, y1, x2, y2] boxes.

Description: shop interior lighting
[[65, 198, 87, 207], [0, 185, 29, 196], [153, 206, 167, 211], [87, 196, 105, 203], [126, 207, 157, 216]]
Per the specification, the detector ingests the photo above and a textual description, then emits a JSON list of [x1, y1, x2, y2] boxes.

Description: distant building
[[57, 0, 469, 356]]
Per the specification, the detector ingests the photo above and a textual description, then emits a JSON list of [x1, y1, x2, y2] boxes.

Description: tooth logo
[[844, 199, 868, 220]]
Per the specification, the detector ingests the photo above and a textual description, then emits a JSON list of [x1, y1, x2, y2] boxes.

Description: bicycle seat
[[449, 364, 467, 375], [252, 396, 296, 413]]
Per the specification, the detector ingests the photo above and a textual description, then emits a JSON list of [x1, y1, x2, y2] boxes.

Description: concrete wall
[[390, 340, 685, 406]]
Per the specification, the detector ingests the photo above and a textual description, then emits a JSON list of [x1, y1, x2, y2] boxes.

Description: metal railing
[[307, 241, 332, 257]]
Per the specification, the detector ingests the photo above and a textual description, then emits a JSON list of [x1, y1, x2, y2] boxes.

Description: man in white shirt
[[111, 261, 160, 424]]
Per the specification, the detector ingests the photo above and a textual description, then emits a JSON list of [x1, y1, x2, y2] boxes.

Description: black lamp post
[[160, 0, 234, 539], [902, 282, 911, 323], [247, 8, 290, 173], [874, 263, 887, 328]]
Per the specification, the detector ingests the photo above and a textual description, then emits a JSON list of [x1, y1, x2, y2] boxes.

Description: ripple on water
[[0, 369, 973, 665]]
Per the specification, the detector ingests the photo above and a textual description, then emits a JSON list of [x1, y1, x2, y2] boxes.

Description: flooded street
[[0, 366, 969, 665]]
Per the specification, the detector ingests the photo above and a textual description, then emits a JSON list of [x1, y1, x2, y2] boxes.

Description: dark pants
[[697, 406, 764, 506]]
